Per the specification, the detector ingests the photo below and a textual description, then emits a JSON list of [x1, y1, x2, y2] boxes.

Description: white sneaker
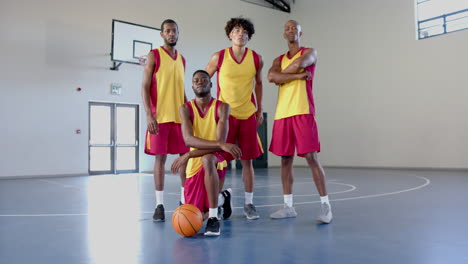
[[243, 203, 260, 220], [316, 203, 333, 224], [270, 204, 297, 219]]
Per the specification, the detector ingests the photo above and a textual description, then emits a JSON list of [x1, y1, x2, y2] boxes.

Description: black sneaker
[[152, 204, 165, 222], [204, 217, 220, 236], [221, 188, 232, 219]]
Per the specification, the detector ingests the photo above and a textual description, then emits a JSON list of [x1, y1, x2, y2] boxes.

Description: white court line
[[0, 213, 88, 217], [149, 180, 347, 197], [38, 179, 82, 190], [247, 182, 357, 198], [249, 175, 431, 208], [0, 175, 430, 217], [148, 175, 428, 212]]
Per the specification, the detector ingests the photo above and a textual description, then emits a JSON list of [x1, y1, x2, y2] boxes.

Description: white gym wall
[[0, 0, 287, 177], [293, 0, 468, 168], [0, 0, 467, 178]]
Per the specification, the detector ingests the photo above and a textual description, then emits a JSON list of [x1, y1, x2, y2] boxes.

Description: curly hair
[[225, 17, 255, 40]]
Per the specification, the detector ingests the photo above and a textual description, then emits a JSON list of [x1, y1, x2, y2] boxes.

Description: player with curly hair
[[205, 17, 264, 220]]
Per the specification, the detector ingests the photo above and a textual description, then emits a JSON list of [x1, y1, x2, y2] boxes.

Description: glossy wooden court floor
[[1, 167, 468, 264]]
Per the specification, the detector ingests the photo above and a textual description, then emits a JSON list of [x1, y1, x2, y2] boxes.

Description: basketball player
[[205, 17, 263, 220], [267, 20, 332, 223], [141, 19, 189, 222], [171, 70, 242, 236]]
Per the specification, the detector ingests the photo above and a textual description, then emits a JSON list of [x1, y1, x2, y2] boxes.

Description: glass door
[[89, 102, 139, 175], [115, 104, 139, 173]]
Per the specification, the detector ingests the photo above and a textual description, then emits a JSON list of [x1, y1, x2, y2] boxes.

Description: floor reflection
[[86, 175, 142, 263]]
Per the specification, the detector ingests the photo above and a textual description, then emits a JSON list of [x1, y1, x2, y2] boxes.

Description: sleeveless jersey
[[274, 47, 316, 120], [185, 98, 227, 178], [217, 47, 260, 120], [150, 46, 186, 124]]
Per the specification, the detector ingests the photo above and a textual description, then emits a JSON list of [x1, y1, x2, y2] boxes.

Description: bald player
[[141, 19, 189, 222], [205, 17, 263, 220], [268, 20, 332, 224]]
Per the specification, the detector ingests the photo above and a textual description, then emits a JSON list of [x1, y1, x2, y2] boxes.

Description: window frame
[[416, 0, 468, 40]]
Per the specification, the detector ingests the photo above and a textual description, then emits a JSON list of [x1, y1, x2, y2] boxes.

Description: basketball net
[[138, 55, 148, 66]]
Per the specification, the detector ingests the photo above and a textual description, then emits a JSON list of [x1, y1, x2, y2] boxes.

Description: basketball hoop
[[138, 55, 148, 66]]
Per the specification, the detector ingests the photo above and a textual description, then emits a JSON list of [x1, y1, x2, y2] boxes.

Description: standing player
[[205, 17, 263, 220], [267, 20, 332, 223], [141, 19, 189, 222], [171, 70, 242, 236]]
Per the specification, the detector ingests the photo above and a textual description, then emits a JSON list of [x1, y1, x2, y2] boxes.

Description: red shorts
[[269, 114, 320, 157], [144, 122, 189, 155], [184, 153, 227, 213], [227, 114, 262, 160]]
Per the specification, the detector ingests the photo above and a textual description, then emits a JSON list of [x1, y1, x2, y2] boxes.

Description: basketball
[[172, 204, 203, 237]]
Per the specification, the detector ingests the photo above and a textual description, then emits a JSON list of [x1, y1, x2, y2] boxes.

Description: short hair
[[192, 70, 211, 78], [161, 19, 178, 31], [225, 17, 255, 40]]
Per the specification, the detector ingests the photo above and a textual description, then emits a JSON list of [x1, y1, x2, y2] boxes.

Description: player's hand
[[299, 71, 312, 80], [220, 143, 242, 160], [256, 110, 264, 127], [171, 153, 190, 174], [146, 113, 159, 134]]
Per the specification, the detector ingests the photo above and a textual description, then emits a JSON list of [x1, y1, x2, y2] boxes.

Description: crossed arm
[[267, 48, 317, 85], [171, 102, 242, 173]]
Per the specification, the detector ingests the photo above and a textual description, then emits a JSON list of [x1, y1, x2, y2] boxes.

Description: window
[[416, 0, 468, 39]]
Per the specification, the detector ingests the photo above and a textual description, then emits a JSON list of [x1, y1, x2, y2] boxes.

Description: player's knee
[[281, 156, 294, 166], [155, 154, 167, 164], [240, 159, 252, 167], [201, 154, 217, 167], [305, 152, 319, 167]]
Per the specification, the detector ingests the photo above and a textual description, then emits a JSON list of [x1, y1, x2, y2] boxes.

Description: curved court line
[[0, 175, 430, 217], [248, 175, 431, 208], [159, 180, 353, 197], [247, 182, 357, 198], [141, 175, 430, 213]]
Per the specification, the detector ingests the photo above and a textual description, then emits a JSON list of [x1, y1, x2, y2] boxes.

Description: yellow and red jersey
[[149, 46, 186, 124], [274, 47, 316, 120], [185, 99, 227, 178], [216, 47, 261, 120]]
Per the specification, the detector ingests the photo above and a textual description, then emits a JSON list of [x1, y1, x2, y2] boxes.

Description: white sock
[[155, 190, 164, 207], [245, 192, 253, 205], [180, 187, 185, 204], [218, 193, 225, 207], [209, 208, 218, 218], [320, 195, 330, 206], [284, 194, 293, 207]]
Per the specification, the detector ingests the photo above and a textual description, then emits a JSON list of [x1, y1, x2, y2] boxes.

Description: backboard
[[111, 19, 163, 68]]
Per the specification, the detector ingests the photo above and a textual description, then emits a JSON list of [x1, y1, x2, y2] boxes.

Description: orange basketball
[[172, 204, 203, 237]]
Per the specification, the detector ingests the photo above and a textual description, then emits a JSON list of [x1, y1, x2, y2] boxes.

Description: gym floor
[[1, 167, 467, 264]]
